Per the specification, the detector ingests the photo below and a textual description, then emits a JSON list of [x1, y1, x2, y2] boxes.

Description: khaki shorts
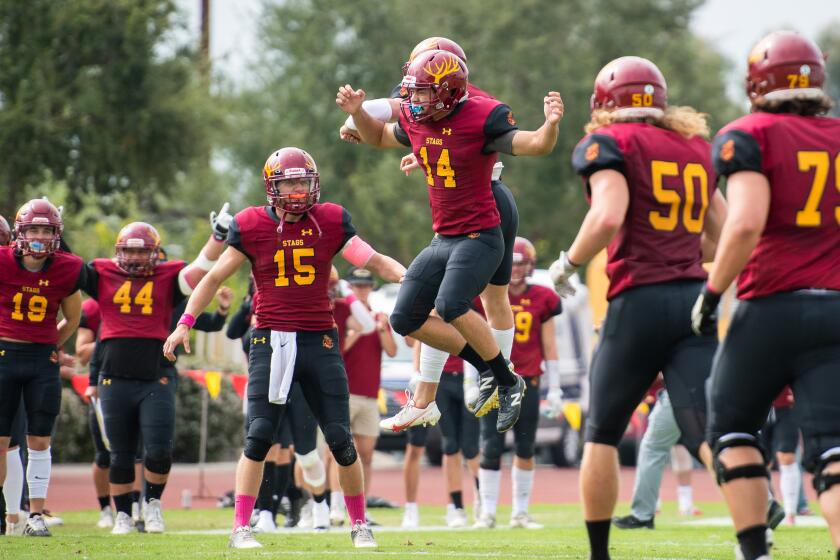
[[349, 394, 380, 438]]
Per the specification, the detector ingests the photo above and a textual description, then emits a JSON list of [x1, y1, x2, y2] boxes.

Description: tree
[[819, 25, 840, 117]]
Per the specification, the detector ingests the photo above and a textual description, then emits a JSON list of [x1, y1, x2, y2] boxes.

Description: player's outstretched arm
[[336, 85, 403, 149], [163, 246, 247, 361], [178, 202, 232, 295], [340, 98, 402, 143], [340, 234, 406, 284], [57, 290, 82, 347], [511, 91, 564, 156], [700, 190, 728, 263]]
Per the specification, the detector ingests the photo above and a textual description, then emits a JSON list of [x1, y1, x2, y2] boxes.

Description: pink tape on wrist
[[342, 236, 376, 267], [345, 293, 357, 305], [178, 313, 196, 329]]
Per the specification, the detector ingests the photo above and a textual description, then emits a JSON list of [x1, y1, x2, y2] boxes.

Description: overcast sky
[[177, 0, 840, 97]]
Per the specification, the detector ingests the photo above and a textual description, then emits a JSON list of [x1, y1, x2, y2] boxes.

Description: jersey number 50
[[649, 160, 709, 233]]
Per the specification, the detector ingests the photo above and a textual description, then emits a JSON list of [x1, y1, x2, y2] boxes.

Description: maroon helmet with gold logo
[[263, 147, 320, 214], [14, 199, 63, 256], [746, 31, 826, 104], [511, 236, 537, 286], [401, 49, 468, 123], [115, 222, 161, 276], [590, 56, 667, 119]]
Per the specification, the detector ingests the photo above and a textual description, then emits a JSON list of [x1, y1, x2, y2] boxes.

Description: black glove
[[691, 284, 721, 336]]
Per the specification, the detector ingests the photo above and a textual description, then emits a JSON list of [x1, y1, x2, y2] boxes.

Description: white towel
[[268, 330, 297, 404], [90, 396, 111, 451]]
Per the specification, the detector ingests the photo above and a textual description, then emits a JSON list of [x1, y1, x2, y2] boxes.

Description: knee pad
[[711, 432, 769, 486], [480, 456, 501, 471], [295, 450, 326, 487], [480, 435, 503, 470], [389, 311, 423, 337], [515, 441, 536, 460], [324, 422, 357, 467], [434, 295, 470, 323], [812, 447, 840, 496], [144, 452, 172, 476], [94, 450, 111, 469], [244, 417, 275, 462], [441, 435, 461, 456], [109, 453, 135, 485], [583, 424, 622, 448], [461, 442, 479, 461]]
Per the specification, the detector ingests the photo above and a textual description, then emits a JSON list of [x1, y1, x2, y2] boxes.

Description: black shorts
[[586, 281, 715, 455], [482, 374, 541, 463], [437, 372, 479, 458], [98, 375, 177, 463], [0, 341, 61, 437], [407, 425, 428, 447], [247, 328, 351, 452], [392, 226, 504, 330], [707, 291, 840, 471], [765, 407, 799, 455], [9, 397, 26, 448], [489, 181, 519, 286], [275, 383, 319, 455]]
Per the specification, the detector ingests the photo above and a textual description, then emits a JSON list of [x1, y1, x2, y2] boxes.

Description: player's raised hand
[[544, 91, 565, 125], [336, 84, 366, 115], [399, 153, 420, 175], [339, 125, 362, 144], [163, 324, 191, 362], [215, 286, 233, 310]]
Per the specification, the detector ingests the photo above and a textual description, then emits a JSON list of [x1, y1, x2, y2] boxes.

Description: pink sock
[[234, 494, 256, 529], [344, 493, 366, 526]]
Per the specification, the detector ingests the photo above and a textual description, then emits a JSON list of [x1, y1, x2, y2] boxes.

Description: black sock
[[131, 490, 141, 504], [736, 524, 768, 560], [287, 482, 303, 501], [0, 486, 6, 531], [585, 519, 611, 560], [113, 492, 133, 516], [145, 480, 166, 502], [257, 461, 276, 511], [458, 344, 488, 373], [98, 495, 111, 510], [487, 352, 515, 386], [836, 550, 839, 560], [313, 491, 327, 504], [450, 491, 463, 510], [474, 477, 480, 490], [275, 463, 292, 502]]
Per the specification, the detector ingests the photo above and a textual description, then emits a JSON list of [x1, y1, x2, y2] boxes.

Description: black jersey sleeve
[[81, 263, 99, 299], [712, 129, 763, 178], [393, 121, 412, 147], [571, 134, 625, 177], [340, 208, 358, 250], [482, 104, 519, 154]]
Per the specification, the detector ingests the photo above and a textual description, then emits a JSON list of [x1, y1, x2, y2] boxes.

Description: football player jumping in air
[[0, 200, 84, 537], [80, 206, 229, 535], [693, 31, 840, 560], [337, 49, 563, 434], [548, 57, 727, 560], [163, 147, 406, 550], [341, 37, 521, 435]]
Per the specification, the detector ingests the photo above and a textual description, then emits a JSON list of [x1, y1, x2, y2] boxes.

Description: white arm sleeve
[[349, 300, 376, 334], [344, 98, 394, 130]]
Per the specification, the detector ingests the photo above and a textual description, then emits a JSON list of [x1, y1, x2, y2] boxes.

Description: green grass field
[[1, 502, 835, 559]]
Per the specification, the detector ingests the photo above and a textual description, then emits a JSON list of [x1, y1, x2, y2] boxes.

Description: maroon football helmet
[[746, 31, 826, 103], [511, 236, 537, 286], [0, 214, 10, 246], [591, 56, 667, 118], [403, 37, 468, 75], [14, 199, 63, 256], [401, 49, 468, 123], [263, 147, 320, 214], [115, 222, 161, 276]]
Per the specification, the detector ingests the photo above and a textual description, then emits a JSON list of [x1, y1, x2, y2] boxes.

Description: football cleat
[[132, 501, 145, 533], [97, 506, 114, 529], [23, 514, 51, 537], [678, 506, 702, 517], [41, 510, 63, 527], [472, 513, 496, 529], [253, 510, 277, 534], [510, 512, 544, 529], [445, 506, 467, 529], [350, 522, 378, 548], [612, 514, 654, 529], [297, 498, 314, 529], [767, 499, 785, 530], [473, 494, 482, 524], [329, 503, 345, 527], [401, 505, 419, 529], [143, 499, 165, 534], [229, 525, 262, 549], [312, 501, 330, 532], [496, 374, 526, 433], [285, 496, 306, 528], [5, 513, 28, 536], [472, 370, 499, 417], [111, 512, 136, 535], [379, 397, 440, 432]]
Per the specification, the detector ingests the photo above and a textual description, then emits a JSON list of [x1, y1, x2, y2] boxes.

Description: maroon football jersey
[[713, 113, 840, 298], [510, 285, 562, 377], [92, 259, 184, 342], [0, 247, 84, 344], [344, 311, 388, 398], [228, 204, 356, 331], [572, 123, 715, 299], [80, 298, 101, 334], [773, 386, 794, 409], [396, 96, 517, 235], [333, 297, 351, 345]]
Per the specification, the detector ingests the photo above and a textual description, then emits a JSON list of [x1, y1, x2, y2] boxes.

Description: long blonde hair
[[585, 106, 710, 139]]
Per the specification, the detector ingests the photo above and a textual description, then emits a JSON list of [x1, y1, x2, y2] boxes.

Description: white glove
[[549, 251, 578, 297], [543, 387, 564, 419], [463, 376, 479, 413], [210, 202, 233, 241]]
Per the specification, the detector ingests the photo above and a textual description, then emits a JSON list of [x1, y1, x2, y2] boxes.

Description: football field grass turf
[[2, 502, 834, 559]]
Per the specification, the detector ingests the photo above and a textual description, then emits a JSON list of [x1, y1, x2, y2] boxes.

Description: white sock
[[330, 490, 344, 512], [405, 502, 418, 514], [478, 468, 501, 517], [511, 466, 534, 516], [26, 447, 52, 500], [677, 485, 693, 512], [3, 447, 24, 515], [779, 463, 801, 516], [258, 509, 273, 521], [492, 328, 514, 360], [418, 344, 448, 383]]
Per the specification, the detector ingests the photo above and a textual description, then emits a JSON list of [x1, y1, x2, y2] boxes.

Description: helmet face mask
[[263, 148, 320, 214], [400, 50, 468, 123], [115, 222, 161, 276], [14, 199, 63, 257]]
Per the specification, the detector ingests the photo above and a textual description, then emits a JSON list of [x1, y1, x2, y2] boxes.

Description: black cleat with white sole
[[472, 369, 499, 417], [496, 374, 526, 433]]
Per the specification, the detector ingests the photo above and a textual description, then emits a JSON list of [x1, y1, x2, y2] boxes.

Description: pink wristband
[[178, 313, 197, 329], [345, 293, 357, 305]]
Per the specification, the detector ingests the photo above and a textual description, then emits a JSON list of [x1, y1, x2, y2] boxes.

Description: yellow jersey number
[[418, 147, 457, 188], [274, 248, 316, 287], [794, 151, 840, 227], [11, 292, 48, 322], [514, 311, 533, 343], [113, 281, 154, 315], [649, 160, 709, 233]]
